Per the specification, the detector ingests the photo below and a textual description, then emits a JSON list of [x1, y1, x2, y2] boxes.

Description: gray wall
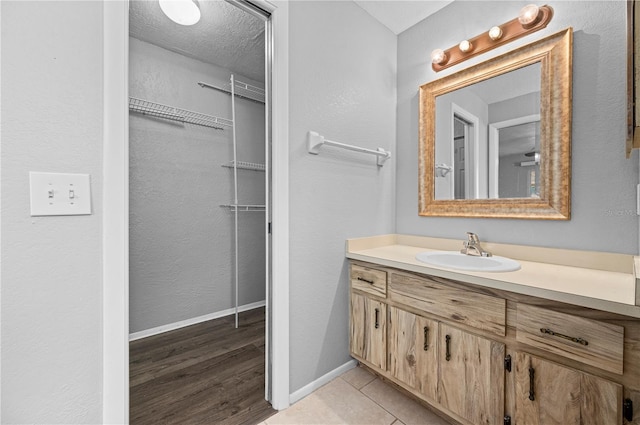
[[1, 1, 103, 422], [288, 1, 396, 394], [489, 91, 540, 124], [129, 38, 266, 333], [499, 153, 539, 198], [397, 1, 638, 254]]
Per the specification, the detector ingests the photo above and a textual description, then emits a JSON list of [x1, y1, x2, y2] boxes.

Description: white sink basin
[[415, 251, 521, 272]]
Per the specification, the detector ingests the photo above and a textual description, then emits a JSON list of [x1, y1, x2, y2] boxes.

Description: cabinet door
[[438, 323, 505, 425], [350, 292, 386, 370], [388, 306, 438, 400], [514, 352, 622, 425]]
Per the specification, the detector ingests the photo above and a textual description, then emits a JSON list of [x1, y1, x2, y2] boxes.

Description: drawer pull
[[423, 326, 430, 351], [540, 328, 589, 346], [528, 367, 535, 401], [445, 334, 451, 361], [374, 308, 380, 329], [357, 276, 374, 284]]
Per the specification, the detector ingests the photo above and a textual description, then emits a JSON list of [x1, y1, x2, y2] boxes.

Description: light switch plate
[[29, 172, 92, 216]]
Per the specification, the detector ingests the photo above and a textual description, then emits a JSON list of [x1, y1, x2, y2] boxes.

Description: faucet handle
[[466, 232, 480, 244]]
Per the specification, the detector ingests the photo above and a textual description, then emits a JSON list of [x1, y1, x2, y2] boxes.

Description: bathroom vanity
[[347, 235, 640, 425]]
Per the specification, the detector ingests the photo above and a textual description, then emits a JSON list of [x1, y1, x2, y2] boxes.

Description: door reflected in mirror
[[434, 63, 541, 200]]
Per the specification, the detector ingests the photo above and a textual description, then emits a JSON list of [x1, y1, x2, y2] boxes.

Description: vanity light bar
[[431, 4, 554, 72]]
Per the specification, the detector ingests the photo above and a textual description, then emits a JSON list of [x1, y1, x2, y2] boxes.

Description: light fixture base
[[432, 4, 553, 72]]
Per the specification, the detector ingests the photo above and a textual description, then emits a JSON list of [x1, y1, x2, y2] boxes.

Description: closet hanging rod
[[198, 81, 266, 104], [220, 204, 266, 211], [129, 97, 233, 129], [307, 131, 392, 166]]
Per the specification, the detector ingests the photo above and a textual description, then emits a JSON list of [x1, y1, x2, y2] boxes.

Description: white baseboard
[[288, 359, 358, 406], [128, 300, 266, 341]]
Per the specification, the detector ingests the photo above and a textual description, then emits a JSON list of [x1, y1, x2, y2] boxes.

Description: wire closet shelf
[[129, 97, 233, 129], [198, 79, 266, 104], [221, 160, 265, 172], [219, 204, 266, 211]]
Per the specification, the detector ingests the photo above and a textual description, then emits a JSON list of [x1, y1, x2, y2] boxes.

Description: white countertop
[[346, 234, 640, 318]]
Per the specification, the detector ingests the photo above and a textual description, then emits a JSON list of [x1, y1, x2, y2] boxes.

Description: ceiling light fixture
[[430, 4, 553, 72], [159, 0, 201, 26]]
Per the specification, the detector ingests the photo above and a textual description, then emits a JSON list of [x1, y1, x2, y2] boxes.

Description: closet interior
[[127, 1, 271, 423]]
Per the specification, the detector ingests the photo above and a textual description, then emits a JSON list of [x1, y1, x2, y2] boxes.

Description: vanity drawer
[[350, 264, 387, 297], [516, 304, 624, 375], [388, 272, 506, 336]]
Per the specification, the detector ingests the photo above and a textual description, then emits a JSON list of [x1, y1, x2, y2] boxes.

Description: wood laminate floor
[[130, 307, 276, 425]]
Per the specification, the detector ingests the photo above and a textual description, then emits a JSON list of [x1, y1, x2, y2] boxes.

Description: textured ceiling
[[129, 0, 266, 83], [129, 1, 454, 82]]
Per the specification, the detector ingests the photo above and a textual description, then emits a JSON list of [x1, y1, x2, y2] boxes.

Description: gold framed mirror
[[419, 28, 572, 219]]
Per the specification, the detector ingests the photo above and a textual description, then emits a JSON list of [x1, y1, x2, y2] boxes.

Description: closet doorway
[[127, 1, 273, 423]]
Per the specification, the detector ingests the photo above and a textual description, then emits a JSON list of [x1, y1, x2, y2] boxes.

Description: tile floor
[[260, 366, 452, 425]]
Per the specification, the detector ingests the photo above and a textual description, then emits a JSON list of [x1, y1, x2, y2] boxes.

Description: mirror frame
[[419, 28, 572, 220]]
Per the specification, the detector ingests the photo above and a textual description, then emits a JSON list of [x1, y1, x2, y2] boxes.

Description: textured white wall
[[1, 1, 103, 423], [397, 1, 638, 254], [129, 38, 266, 333], [288, 1, 396, 393]]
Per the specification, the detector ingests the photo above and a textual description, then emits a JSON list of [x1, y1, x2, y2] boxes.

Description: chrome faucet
[[461, 232, 492, 257]]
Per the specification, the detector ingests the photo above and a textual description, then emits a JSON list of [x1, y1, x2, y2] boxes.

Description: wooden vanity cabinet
[[387, 305, 505, 424], [514, 352, 623, 425], [350, 291, 386, 370], [439, 323, 505, 425], [349, 261, 640, 425], [388, 306, 438, 400]]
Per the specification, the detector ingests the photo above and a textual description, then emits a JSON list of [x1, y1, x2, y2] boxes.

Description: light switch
[[29, 172, 92, 216]]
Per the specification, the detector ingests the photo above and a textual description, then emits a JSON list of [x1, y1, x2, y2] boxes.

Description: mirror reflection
[[434, 63, 541, 200], [493, 119, 540, 198]]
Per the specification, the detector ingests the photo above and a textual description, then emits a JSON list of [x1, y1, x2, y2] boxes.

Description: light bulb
[[518, 4, 541, 27], [489, 26, 503, 41], [159, 0, 201, 26], [459, 40, 472, 53], [431, 49, 447, 65]]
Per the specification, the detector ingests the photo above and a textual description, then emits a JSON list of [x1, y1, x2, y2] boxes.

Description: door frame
[[102, 1, 290, 422], [451, 102, 480, 199]]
